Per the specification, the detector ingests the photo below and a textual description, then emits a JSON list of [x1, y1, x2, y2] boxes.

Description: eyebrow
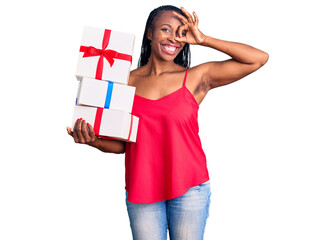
[[159, 24, 172, 28]]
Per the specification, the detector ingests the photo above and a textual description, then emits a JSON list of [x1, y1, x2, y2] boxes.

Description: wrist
[[88, 137, 101, 149], [200, 35, 210, 46]]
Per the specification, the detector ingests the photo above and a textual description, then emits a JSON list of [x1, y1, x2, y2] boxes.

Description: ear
[[147, 28, 153, 41]]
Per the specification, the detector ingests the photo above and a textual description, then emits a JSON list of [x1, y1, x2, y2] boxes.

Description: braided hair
[[137, 5, 191, 68]]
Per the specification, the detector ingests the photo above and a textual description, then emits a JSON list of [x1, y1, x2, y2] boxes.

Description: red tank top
[[125, 68, 210, 204]]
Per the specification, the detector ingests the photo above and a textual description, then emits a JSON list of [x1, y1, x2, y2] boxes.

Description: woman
[[67, 5, 268, 240]]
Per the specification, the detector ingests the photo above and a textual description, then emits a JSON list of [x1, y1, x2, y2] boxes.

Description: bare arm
[[87, 137, 126, 154], [66, 119, 126, 154], [173, 8, 269, 89], [198, 36, 269, 89]]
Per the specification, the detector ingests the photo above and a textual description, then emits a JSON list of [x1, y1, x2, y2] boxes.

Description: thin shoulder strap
[[183, 68, 189, 87]]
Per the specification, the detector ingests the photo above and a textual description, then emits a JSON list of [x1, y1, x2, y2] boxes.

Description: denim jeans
[[125, 181, 211, 240]]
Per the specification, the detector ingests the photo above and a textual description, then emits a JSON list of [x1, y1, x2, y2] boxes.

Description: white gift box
[[76, 26, 135, 84], [76, 77, 135, 113], [71, 105, 139, 142]]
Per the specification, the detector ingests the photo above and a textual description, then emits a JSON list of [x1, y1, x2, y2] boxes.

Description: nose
[[167, 32, 178, 43]]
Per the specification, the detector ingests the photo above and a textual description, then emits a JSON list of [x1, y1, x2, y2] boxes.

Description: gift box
[[76, 26, 135, 84], [71, 105, 139, 142], [76, 77, 135, 113]]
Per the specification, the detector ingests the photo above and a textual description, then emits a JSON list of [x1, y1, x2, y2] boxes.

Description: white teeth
[[163, 45, 177, 52]]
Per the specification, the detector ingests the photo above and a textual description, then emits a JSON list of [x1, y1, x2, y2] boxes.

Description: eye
[[182, 30, 187, 36], [161, 28, 170, 33]]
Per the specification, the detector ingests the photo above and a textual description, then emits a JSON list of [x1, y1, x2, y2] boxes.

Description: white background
[[1, 0, 335, 239]]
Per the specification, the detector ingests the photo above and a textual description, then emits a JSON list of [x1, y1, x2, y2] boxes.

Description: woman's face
[[147, 10, 186, 62]]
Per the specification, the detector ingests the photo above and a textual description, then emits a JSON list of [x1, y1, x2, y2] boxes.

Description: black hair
[[137, 5, 191, 68]]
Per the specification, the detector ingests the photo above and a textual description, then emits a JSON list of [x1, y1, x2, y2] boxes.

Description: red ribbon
[[80, 29, 132, 80], [93, 108, 134, 142], [93, 108, 104, 135], [127, 115, 134, 141]]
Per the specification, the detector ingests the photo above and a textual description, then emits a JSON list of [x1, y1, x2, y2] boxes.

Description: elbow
[[100, 148, 125, 154], [116, 142, 126, 154], [249, 51, 269, 70], [259, 52, 269, 66], [249, 52, 269, 72], [99, 144, 126, 154], [109, 140, 127, 154], [110, 145, 126, 154], [116, 149, 126, 154]]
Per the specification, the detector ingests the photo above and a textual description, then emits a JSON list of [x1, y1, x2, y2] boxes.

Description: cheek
[[152, 30, 165, 40]]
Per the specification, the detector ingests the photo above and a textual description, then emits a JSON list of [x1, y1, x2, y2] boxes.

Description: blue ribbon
[[104, 81, 114, 108]]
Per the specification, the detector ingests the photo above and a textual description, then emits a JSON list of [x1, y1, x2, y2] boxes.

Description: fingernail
[[179, 35, 181, 38]]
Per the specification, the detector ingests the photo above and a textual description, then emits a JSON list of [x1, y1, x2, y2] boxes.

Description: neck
[[144, 54, 178, 75]]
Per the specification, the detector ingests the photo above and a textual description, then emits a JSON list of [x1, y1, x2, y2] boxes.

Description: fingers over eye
[[180, 7, 194, 23], [193, 11, 199, 25], [172, 11, 188, 25], [176, 25, 188, 40]]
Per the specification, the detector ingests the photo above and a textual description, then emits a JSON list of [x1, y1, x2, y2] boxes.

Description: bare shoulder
[[128, 68, 144, 86], [188, 62, 214, 82], [187, 64, 212, 92], [184, 64, 213, 105], [189, 63, 209, 76]]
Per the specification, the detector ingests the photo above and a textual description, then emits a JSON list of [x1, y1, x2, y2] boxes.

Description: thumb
[[66, 127, 73, 136]]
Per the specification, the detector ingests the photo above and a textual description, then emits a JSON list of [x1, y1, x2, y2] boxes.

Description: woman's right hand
[[67, 118, 126, 153], [66, 118, 97, 145]]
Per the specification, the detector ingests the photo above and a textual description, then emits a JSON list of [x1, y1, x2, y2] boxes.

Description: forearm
[[88, 138, 126, 154], [200, 36, 269, 65]]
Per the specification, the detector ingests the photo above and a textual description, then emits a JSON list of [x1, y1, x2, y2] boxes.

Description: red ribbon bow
[[79, 29, 132, 80]]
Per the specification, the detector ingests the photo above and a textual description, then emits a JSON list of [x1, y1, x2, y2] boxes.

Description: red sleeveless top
[[125, 68, 210, 204]]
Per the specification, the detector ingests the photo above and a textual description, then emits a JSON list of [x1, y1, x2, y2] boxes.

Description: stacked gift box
[[71, 26, 139, 142]]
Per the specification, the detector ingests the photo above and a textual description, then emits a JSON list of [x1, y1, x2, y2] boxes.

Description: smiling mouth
[[160, 44, 179, 55]]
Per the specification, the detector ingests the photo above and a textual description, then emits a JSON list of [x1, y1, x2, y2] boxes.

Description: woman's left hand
[[172, 7, 207, 45]]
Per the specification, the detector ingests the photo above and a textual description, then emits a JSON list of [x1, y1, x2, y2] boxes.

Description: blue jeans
[[125, 181, 211, 240]]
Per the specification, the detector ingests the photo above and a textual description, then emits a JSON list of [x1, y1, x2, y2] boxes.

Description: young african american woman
[[67, 5, 268, 240]]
